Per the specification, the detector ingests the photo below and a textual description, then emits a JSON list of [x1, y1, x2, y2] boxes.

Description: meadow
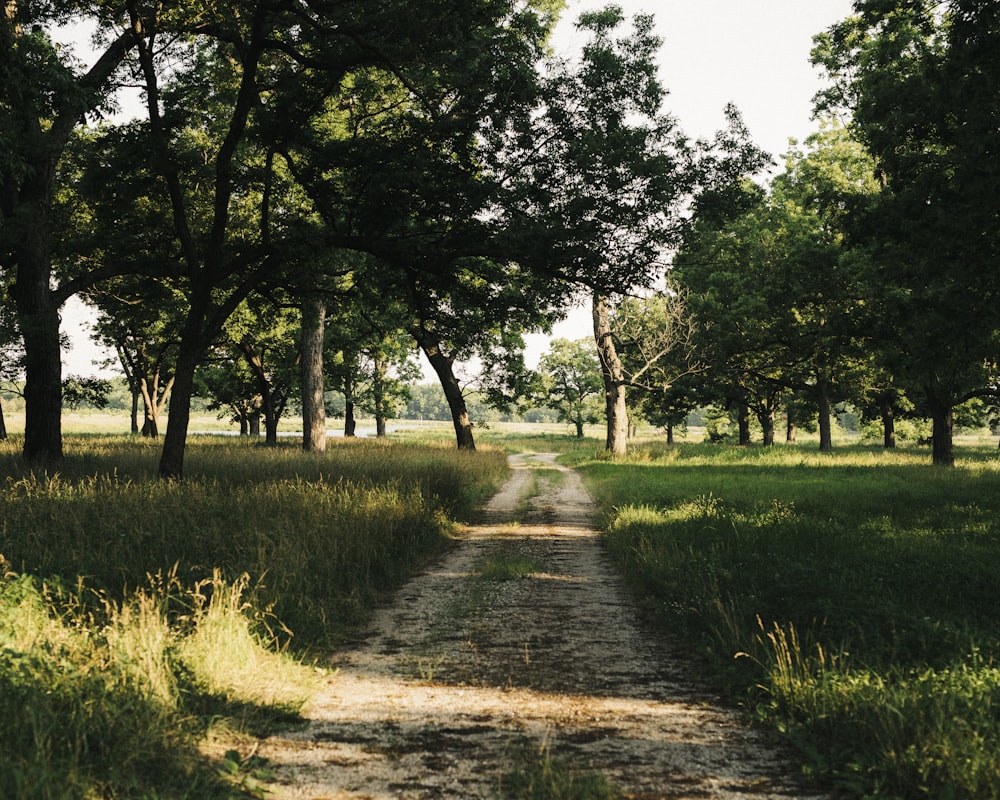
[[570, 440, 1000, 799], [3, 416, 1000, 798], [0, 431, 508, 798]]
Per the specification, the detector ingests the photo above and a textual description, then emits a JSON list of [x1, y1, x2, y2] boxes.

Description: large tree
[[512, 8, 694, 454], [1, 4, 139, 463], [813, 0, 1000, 465], [503, 8, 767, 453]]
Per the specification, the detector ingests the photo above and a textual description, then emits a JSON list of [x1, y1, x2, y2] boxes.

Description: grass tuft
[[500, 740, 620, 799]]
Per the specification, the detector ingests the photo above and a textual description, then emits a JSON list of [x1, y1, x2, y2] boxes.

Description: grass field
[[0, 432, 508, 798], [2, 419, 999, 798], [570, 440, 1000, 799]]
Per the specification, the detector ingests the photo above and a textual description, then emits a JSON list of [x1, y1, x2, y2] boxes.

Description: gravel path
[[258, 453, 826, 799]]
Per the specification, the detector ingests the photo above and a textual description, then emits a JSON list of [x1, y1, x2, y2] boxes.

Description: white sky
[[61, 0, 856, 376]]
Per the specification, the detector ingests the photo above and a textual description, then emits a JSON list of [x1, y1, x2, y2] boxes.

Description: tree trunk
[[12, 221, 64, 464], [666, 423, 674, 445], [575, 418, 585, 438], [412, 326, 475, 450], [249, 413, 261, 436], [159, 346, 199, 479], [786, 420, 797, 443], [0, 399, 7, 440], [372, 352, 388, 438], [817, 379, 833, 452], [927, 389, 955, 467], [592, 293, 627, 456], [4, 27, 135, 467], [344, 406, 357, 437], [759, 403, 776, 447], [239, 412, 249, 435], [343, 368, 357, 437], [130, 387, 140, 434], [263, 403, 279, 445], [300, 295, 327, 453], [140, 378, 159, 437], [737, 402, 751, 446], [880, 396, 896, 449]]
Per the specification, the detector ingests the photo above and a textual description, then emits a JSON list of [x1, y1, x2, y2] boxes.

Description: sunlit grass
[[0, 433, 508, 797], [0, 566, 316, 798], [476, 552, 542, 581], [578, 440, 1000, 797]]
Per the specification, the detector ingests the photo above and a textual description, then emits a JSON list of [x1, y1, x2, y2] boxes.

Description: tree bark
[[300, 295, 327, 453], [11, 199, 64, 464], [263, 402, 279, 444], [817, 378, 833, 452], [343, 370, 357, 437], [759, 402, 776, 447], [737, 402, 751, 446], [159, 346, 199, 479], [140, 378, 159, 437], [880, 396, 896, 449], [130, 387, 140, 434], [927, 389, 955, 467], [592, 294, 627, 455], [372, 352, 388, 438], [0, 398, 7, 440], [3, 26, 136, 466], [665, 423, 674, 445], [412, 325, 475, 450]]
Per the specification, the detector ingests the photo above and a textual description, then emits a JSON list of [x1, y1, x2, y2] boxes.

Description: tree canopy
[[2, 1, 997, 467]]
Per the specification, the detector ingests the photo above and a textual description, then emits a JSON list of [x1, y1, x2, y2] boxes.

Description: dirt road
[[258, 453, 824, 798]]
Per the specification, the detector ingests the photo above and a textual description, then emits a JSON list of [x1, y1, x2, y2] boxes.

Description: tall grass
[[0, 566, 313, 798], [1, 435, 508, 644], [0, 434, 508, 797], [579, 441, 1000, 798]]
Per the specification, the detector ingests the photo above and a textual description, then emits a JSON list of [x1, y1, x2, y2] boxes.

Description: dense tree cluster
[[2, 1, 995, 470], [609, 0, 999, 463]]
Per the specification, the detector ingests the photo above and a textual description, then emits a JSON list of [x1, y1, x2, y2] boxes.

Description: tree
[[85, 278, 183, 437], [609, 289, 701, 438], [224, 294, 300, 445], [299, 292, 327, 452], [536, 338, 603, 437], [515, 8, 695, 454], [1, 5, 138, 463], [813, 0, 1000, 465], [504, 8, 769, 454], [195, 353, 262, 436], [261, 2, 559, 451], [675, 123, 878, 451]]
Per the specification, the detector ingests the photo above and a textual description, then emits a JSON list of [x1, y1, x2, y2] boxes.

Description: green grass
[[499, 741, 620, 799], [0, 433, 509, 798], [0, 568, 315, 799], [476, 551, 543, 581], [0, 435, 508, 644], [576, 440, 1000, 798]]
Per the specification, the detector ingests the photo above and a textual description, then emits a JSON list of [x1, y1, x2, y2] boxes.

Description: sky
[[60, 0, 856, 377]]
